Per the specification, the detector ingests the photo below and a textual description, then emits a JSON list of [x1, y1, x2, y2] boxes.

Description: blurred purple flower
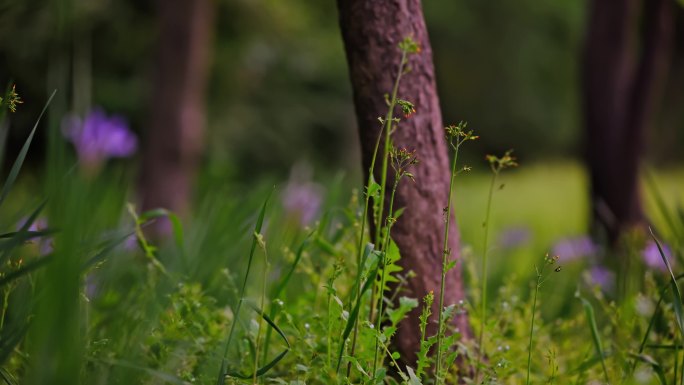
[[124, 233, 139, 252], [552, 235, 599, 262], [497, 226, 531, 249], [85, 274, 99, 299], [281, 163, 324, 227], [62, 107, 137, 169], [16, 217, 52, 255], [586, 266, 615, 289], [642, 241, 673, 271]]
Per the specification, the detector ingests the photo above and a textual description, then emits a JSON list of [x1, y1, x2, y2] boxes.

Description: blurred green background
[[2, 0, 683, 182]]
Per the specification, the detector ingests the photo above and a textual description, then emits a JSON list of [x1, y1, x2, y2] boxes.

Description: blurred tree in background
[[139, 0, 213, 219], [583, 0, 675, 243]]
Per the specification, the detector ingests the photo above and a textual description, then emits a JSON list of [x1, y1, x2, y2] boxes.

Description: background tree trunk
[[140, 0, 213, 222], [583, 0, 674, 243], [337, 0, 470, 364]]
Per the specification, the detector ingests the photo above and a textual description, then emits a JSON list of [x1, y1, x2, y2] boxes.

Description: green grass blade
[[225, 303, 290, 379], [262, 231, 314, 363], [80, 229, 137, 271], [0, 200, 47, 263], [0, 323, 29, 365], [270, 230, 314, 301], [93, 358, 192, 385], [0, 255, 53, 287], [0, 90, 55, 209], [577, 293, 609, 383], [217, 188, 273, 385], [629, 353, 668, 385], [0, 230, 54, 240], [0, 367, 17, 385], [138, 208, 185, 250], [646, 173, 684, 238], [650, 228, 684, 337]]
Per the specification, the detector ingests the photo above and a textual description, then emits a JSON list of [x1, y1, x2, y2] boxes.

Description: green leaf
[[628, 353, 667, 385], [406, 366, 422, 385], [0, 90, 55, 209], [0, 200, 47, 264], [217, 188, 273, 385], [577, 293, 609, 383], [386, 296, 418, 326], [649, 228, 684, 339], [393, 207, 405, 220], [336, 244, 379, 372], [367, 180, 381, 199]]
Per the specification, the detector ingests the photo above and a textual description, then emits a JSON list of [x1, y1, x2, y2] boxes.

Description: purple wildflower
[[85, 274, 99, 299], [552, 235, 599, 262], [642, 241, 673, 271], [62, 107, 137, 171], [17, 217, 52, 255], [281, 163, 324, 227], [586, 266, 615, 290], [497, 226, 531, 249], [124, 233, 139, 252]]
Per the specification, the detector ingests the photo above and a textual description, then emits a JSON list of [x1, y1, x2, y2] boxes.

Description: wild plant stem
[[435, 141, 460, 383], [346, 121, 384, 377], [217, 192, 271, 385], [327, 291, 333, 368], [476, 171, 498, 381], [346, 49, 408, 376], [372, 178, 400, 376], [374, 50, 408, 249], [0, 288, 9, 331], [526, 272, 541, 385], [253, 239, 269, 385], [369, 49, 407, 327]]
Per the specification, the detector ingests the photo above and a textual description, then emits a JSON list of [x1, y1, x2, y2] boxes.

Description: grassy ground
[[2, 158, 684, 384]]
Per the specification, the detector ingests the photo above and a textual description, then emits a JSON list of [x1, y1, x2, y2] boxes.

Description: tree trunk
[[140, 0, 213, 223], [337, 0, 470, 364], [583, 0, 674, 243]]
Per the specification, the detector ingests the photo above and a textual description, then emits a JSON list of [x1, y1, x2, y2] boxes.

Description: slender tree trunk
[[337, 0, 470, 364], [140, 0, 213, 222], [583, 0, 674, 243]]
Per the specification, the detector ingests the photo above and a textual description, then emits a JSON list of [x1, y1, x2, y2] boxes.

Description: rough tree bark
[[337, 0, 470, 364], [140, 0, 213, 221], [583, 0, 674, 243]]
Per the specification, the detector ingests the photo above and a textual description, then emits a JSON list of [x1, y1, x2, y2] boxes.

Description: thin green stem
[[374, 50, 408, 249], [680, 348, 684, 385], [372, 178, 400, 376], [475, 171, 498, 381], [253, 238, 269, 385], [346, 49, 409, 377], [435, 141, 460, 384], [527, 272, 541, 385], [369, 49, 408, 326], [346, 122, 384, 377], [0, 287, 10, 331]]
